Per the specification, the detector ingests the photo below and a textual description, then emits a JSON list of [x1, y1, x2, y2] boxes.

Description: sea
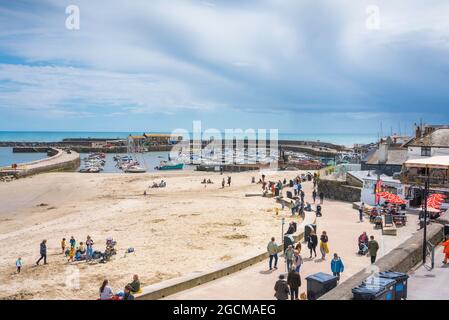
[[0, 131, 377, 169]]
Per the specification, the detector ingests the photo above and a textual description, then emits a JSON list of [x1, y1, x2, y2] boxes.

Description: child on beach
[[69, 236, 76, 248], [61, 238, 66, 254], [16, 257, 22, 274], [68, 246, 75, 262]]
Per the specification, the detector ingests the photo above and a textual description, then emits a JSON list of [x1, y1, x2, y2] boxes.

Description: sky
[[0, 0, 448, 135]]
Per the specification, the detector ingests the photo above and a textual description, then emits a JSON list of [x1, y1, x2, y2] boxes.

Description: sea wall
[[320, 223, 444, 300], [136, 213, 315, 300], [0, 148, 80, 178], [317, 178, 361, 203]]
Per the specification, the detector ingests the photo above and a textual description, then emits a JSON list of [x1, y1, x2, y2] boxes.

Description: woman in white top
[[99, 279, 114, 300]]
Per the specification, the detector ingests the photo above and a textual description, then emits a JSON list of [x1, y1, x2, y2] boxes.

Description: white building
[[350, 171, 406, 206], [403, 126, 449, 159]]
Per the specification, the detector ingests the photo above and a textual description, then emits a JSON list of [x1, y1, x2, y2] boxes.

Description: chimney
[[415, 123, 421, 139], [378, 142, 388, 164]]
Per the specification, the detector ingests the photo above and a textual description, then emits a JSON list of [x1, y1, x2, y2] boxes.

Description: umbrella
[[426, 194, 445, 209], [378, 191, 395, 201]]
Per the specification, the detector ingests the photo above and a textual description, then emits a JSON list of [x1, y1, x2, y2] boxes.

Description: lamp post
[[422, 174, 430, 264], [409, 176, 430, 265], [281, 217, 286, 271]]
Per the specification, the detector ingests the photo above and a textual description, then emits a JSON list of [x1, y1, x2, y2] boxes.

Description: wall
[[407, 146, 449, 159], [320, 223, 444, 300], [317, 179, 361, 203]]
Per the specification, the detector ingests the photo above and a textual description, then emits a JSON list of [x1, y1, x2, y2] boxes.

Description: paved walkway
[[165, 181, 418, 300], [407, 246, 449, 300]]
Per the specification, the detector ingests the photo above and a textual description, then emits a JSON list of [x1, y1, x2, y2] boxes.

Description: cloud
[[0, 0, 448, 129]]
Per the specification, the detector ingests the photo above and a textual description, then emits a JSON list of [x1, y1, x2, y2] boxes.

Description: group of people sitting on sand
[[150, 180, 166, 188], [201, 178, 214, 184], [99, 275, 141, 300]]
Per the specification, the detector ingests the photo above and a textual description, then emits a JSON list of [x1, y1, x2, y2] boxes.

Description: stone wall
[[317, 178, 361, 203], [320, 223, 444, 300], [346, 172, 363, 188]]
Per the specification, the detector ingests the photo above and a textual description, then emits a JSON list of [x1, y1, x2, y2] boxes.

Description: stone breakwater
[[0, 148, 80, 178]]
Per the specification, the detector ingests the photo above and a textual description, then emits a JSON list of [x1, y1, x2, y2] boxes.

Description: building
[[399, 156, 449, 208], [402, 125, 449, 159], [349, 171, 406, 206], [143, 133, 182, 145], [360, 140, 408, 176]]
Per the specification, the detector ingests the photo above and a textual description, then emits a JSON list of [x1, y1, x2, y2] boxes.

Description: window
[[421, 147, 431, 156]]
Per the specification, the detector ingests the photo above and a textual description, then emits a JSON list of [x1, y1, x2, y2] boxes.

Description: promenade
[[407, 246, 449, 300], [165, 180, 418, 300]]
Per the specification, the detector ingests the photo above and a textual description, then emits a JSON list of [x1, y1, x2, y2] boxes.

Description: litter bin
[[305, 272, 338, 300], [379, 271, 409, 300], [304, 224, 317, 243], [352, 284, 388, 300], [362, 276, 396, 300]]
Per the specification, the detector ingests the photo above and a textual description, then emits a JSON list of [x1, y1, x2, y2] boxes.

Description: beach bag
[[127, 247, 135, 253], [320, 242, 329, 254], [300, 292, 307, 300]]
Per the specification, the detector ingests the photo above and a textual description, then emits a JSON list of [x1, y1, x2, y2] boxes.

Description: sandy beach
[[0, 170, 299, 300]]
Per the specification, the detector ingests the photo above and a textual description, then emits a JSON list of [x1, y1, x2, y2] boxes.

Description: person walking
[[312, 190, 317, 204], [36, 239, 47, 265], [274, 274, 289, 300], [287, 267, 301, 300], [319, 231, 329, 260], [442, 235, 449, 265], [16, 257, 22, 274], [308, 230, 318, 258], [368, 236, 379, 264], [319, 192, 324, 204], [267, 237, 279, 270], [330, 253, 344, 281], [293, 250, 303, 272], [284, 245, 294, 271], [227, 176, 231, 187], [222, 178, 225, 189], [300, 190, 305, 204], [359, 202, 365, 222]]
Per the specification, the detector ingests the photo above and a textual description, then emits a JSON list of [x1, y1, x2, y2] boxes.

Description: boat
[[124, 166, 147, 173], [155, 161, 184, 170]]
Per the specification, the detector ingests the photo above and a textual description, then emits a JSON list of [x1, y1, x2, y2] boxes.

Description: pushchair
[[358, 242, 368, 255], [100, 238, 117, 263]]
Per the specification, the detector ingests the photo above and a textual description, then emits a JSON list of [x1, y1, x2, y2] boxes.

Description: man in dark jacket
[[274, 274, 289, 300], [36, 239, 47, 265], [368, 236, 379, 264], [287, 268, 301, 300]]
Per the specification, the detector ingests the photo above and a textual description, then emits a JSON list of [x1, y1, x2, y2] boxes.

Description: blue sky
[[0, 0, 449, 134]]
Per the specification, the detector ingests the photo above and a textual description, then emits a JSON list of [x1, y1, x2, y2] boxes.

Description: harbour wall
[[320, 223, 445, 300], [0, 148, 80, 178]]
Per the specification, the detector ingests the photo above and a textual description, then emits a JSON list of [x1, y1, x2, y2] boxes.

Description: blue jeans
[[286, 259, 293, 271], [87, 246, 93, 259], [269, 254, 278, 269]]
